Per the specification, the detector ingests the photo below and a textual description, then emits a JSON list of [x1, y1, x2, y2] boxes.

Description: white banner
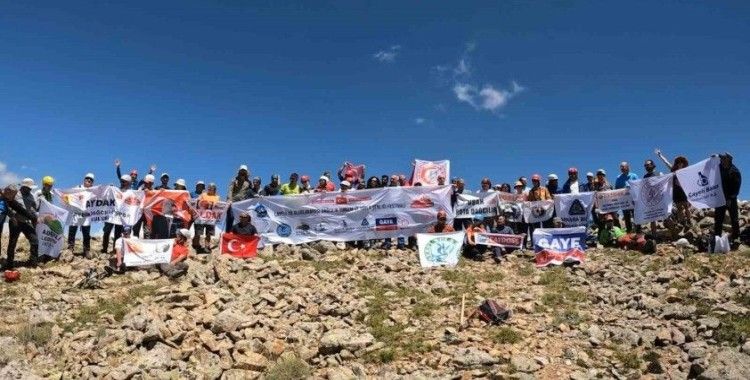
[[56, 185, 115, 224], [675, 156, 726, 209], [412, 159, 450, 186], [417, 231, 465, 268], [189, 199, 229, 226], [454, 191, 499, 219], [523, 200, 555, 223], [232, 186, 454, 244], [109, 189, 144, 226], [497, 193, 526, 223], [629, 174, 674, 224], [475, 232, 524, 249], [554, 192, 594, 227], [595, 188, 633, 213], [35, 199, 69, 258], [122, 238, 174, 267]]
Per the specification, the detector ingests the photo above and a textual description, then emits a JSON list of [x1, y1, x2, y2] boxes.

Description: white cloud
[[414, 118, 426, 125], [454, 81, 524, 112], [0, 161, 20, 187], [373, 45, 401, 63], [454, 58, 470, 76]]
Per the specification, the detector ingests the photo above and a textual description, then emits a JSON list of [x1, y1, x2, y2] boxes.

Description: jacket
[[227, 178, 251, 202], [527, 186, 552, 201], [721, 164, 742, 198]]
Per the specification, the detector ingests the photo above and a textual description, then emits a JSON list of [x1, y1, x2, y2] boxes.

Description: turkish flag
[[220, 232, 259, 258], [142, 190, 192, 226]]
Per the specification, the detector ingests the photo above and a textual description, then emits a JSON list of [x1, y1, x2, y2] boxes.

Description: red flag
[[142, 190, 192, 226], [220, 232, 259, 258]]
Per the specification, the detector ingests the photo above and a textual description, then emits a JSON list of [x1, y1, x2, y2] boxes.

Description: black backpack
[[477, 299, 511, 325]]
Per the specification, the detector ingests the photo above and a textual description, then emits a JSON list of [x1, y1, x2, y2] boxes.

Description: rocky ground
[[1, 230, 749, 379]]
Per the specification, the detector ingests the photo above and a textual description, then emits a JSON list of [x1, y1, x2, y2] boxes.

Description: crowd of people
[[0, 152, 743, 273]]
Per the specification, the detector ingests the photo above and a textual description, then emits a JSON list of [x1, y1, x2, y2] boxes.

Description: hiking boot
[[83, 249, 92, 259]]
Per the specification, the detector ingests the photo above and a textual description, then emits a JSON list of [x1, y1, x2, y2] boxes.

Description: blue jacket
[[615, 172, 638, 189]]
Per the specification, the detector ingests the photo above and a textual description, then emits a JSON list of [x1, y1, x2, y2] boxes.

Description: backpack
[[477, 299, 511, 325]]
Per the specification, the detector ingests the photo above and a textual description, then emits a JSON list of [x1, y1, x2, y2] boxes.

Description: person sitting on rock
[[465, 214, 487, 259], [598, 214, 625, 247], [105, 226, 132, 275], [427, 210, 455, 233], [231, 212, 258, 236], [159, 228, 191, 279]]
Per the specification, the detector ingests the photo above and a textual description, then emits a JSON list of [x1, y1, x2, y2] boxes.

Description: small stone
[[511, 355, 541, 373]]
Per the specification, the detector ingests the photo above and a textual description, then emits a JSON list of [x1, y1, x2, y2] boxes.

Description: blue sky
[[1, 0, 748, 197]]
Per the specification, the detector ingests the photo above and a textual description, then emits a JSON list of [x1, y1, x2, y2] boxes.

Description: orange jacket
[[527, 186, 552, 201]]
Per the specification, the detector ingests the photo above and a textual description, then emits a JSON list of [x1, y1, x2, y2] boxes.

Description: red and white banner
[[534, 248, 586, 268], [497, 193, 526, 223], [220, 232, 259, 258], [189, 199, 229, 226], [523, 200, 555, 224], [122, 238, 174, 267], [474, 233, 524, 249], [595, 188, 633, 213], [142, 190, 192, 226], [411, 159, 450, 186], [109, 189, 145, 226]]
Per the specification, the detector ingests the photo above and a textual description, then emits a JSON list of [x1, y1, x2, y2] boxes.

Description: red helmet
[[568, 167, 578, 174], [531, 174, 541, 181]]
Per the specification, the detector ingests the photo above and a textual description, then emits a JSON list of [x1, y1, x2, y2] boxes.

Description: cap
[[320, 176, 329, 181], [175, 179, 186, 187], [252, 176, 261, 182], [514, 181, 524, 188], [290, 172, 299, 178], [721, 152, 733, 160], [301, 175, 310, 182], [144, 174, 155, 183], [568, 167, 578, 174], [271, 174, 280, 180], [596, 169, 606, 175], [208, 182, 217, 188], [160, 172, 169, 178], [239, 211, 250, 218], [548, 174, 558, 180], [340, 180, 351, 187], [238, 165, 249, 172], [586, 172, 594, 177], [472, 214, 485, 222], [120, 174, 132, 182], [42, 176, 54, 186], [177, 228, 192, 238], [20, 178, 36, 189], [85, 173, 95, 180], [196, 180, 205, 185], [531, 174, 541, 181]]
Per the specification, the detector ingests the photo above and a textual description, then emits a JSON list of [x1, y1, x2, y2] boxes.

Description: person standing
[[226, 165, 252, 229], [134, 174, 155, 238], [280, 173, 301, 195], [193, 183, 220, 253], [1, 185, 38, 269], [155, 173, 171, 190], [642, 159, 661, 236], [115, 159, 156, 190], [68, 173, 95, 258], [451, 178, 470, 231], [561, 168, 581, 194], [34, 176, 55, 207], [101, 175, 131, 253], [191, 181, 206, 198], [528, 174, 553, 232], [261, 174, 281, 196], [715, 153, 742, 247], [615, 162, 639, 233]]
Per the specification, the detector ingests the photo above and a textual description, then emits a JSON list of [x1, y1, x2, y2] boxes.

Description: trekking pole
[[460, 293, 466, 327]]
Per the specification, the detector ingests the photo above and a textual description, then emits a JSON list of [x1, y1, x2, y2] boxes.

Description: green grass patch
[[715, 314, 750, 345], [64, 284, 160, 332], [357, 278, 437, 362], [517, 263, 535, 277], [15, 322, 53, 347], [264, 356, 312, 380], [553, 309, 584, 326], [613, 346, 641, 370], [284, 260, 348, 272], [538, 268, 588, 309], [490, 327, 522, 344]]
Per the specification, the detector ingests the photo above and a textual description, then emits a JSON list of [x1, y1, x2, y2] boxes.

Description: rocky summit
[[1, 234, 749, 379]]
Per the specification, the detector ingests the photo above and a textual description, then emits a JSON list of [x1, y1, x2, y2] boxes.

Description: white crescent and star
[[227, 239, 245, 252]]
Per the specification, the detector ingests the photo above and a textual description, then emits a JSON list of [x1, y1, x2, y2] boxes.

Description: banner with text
[[595, 188, 633, 213], [190, 199, 229, 226], [675, 156, 726, 209], [232, 186, 453, 244], [56, 185, 115, 225], [629, 174, 674, 224], [455, 191, 499, 219], [122, 238, 174, 267], [417, 231, 465, 268], [35, 199, 69, 258], [523, 200, 555, 224], [554, 192, 595, 227], [475, 232, 524, 249], [411, 159, 450, 186], [497, 193, 526, 223], [532, 227, 587, 267], [108, 189, 145, 226]]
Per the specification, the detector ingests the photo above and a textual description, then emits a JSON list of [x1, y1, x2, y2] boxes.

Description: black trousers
[[102, 223, 124, 252], [452, 218, 471, 231], [68, 225, 91, 251], [623, 209, 641, 233], [7, 222, 38, 269], [714, 197, 740, 239], [133, 215, 146, 238]]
